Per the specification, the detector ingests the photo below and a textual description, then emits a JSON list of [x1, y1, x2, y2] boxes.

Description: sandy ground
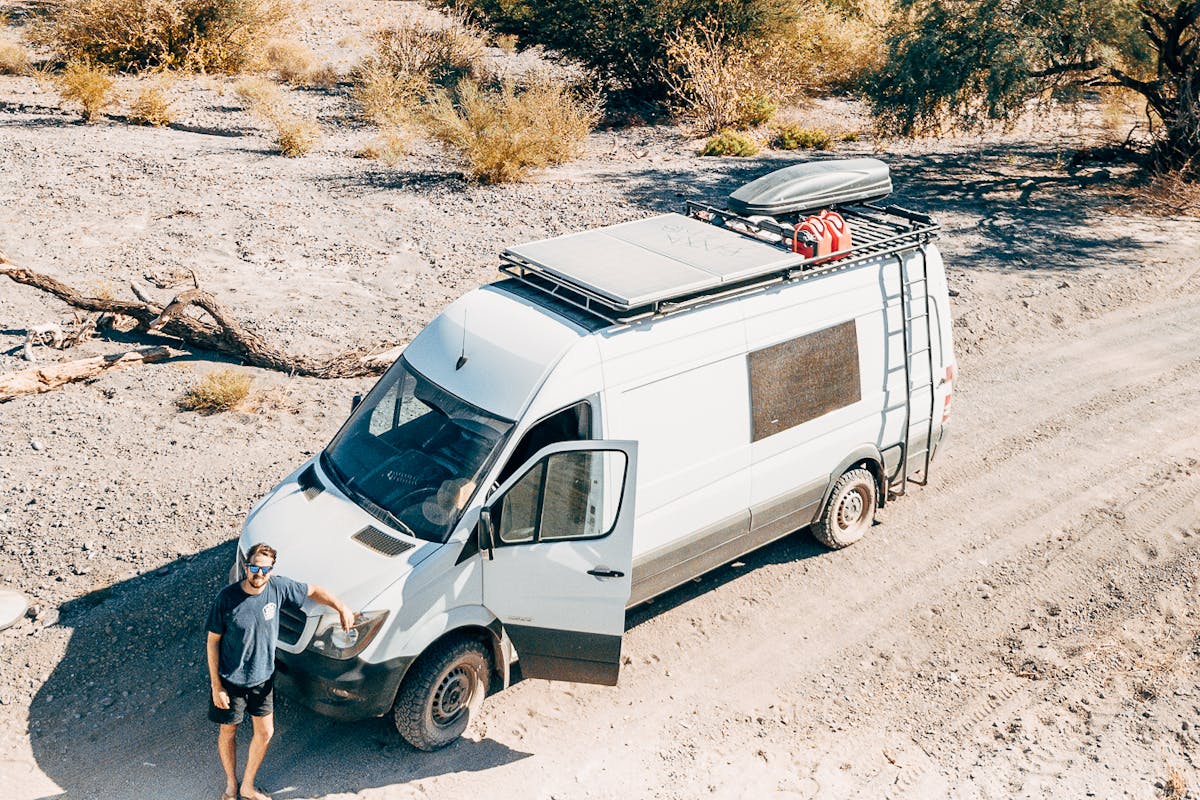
[[3, 2, 1200, 798]]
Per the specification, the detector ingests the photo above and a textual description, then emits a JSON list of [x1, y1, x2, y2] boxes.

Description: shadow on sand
[[27, 519, 833, 799]]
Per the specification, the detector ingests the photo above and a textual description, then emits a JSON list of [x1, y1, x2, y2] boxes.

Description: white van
[[234, 159, 957, 750]]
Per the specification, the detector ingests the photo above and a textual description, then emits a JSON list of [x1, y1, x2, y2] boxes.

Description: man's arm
[[308, 584, 355, 631], [206, 632, 230, 709]]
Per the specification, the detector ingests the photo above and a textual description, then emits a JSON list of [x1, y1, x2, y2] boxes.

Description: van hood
[[240, 462, 441, 613]]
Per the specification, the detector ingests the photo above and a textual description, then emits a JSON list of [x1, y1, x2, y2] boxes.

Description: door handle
[[587, 568, 625, 578]]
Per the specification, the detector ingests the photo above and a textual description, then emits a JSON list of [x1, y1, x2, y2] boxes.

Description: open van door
[[479, 440, 637, 686]]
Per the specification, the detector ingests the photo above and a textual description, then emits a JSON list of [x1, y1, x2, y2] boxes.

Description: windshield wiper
[[346, 476, 420, 541]]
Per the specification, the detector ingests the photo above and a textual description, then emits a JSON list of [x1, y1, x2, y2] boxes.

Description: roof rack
[[497, 201, 940, 326]]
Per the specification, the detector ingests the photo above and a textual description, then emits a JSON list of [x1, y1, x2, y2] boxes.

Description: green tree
[[868, 1, 1199, 176]]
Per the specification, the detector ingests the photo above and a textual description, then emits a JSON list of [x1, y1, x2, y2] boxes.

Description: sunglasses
[[246, 564, 274, 575]]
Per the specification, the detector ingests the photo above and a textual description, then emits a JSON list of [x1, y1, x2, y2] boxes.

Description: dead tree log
[[1, 253, 397, 378], [0, 347, 174, 401]]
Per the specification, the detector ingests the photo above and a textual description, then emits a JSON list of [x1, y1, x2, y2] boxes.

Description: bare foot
[[238, 788, 272, 800]]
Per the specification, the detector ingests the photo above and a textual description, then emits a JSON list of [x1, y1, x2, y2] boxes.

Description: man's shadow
[[25, 542, 530, 800]]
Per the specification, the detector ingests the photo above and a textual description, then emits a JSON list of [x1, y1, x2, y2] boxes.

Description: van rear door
[[480, 440, 638, 686]]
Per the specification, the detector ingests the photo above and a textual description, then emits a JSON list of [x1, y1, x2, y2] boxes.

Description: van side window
[[748, 320, 861, 441], [496, 401, 592, 485], [496, 449, 623, 543]]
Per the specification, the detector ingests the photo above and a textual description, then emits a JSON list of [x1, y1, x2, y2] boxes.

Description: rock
[[30, 440, 44, 452]]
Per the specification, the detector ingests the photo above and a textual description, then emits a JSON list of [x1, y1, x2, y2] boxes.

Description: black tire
[[393, 637, 489, 751], [812, 467, 877, 549]]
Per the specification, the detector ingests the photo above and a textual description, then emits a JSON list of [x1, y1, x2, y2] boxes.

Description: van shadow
[[26, 541, 530, 800], [625, 527, 829, 627]]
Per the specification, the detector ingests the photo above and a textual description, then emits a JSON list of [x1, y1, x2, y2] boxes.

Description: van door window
[[496, 401, 592, 485], [496, 449, 624, 544]]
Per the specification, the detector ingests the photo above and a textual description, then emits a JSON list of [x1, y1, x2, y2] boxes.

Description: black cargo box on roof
[[727, 158, 893, 217]]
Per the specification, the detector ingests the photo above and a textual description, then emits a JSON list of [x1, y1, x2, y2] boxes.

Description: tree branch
[[1, 253, 399, 379]]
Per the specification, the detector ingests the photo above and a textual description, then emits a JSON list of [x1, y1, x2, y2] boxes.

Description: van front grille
[[278, 605, 307, 647], [352, 525, 413, 557]]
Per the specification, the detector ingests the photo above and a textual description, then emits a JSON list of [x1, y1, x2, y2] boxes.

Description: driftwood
[[1, 253, 397, 378], [22, 315, 98, 361], [0, 347, 173, 401]]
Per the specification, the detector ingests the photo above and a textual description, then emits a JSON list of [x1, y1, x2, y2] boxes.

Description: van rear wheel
[[812, 468, 876, 549], [393, 637, 489, 751]]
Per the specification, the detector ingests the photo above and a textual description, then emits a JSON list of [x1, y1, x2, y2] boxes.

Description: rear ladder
[[893, 244, 937, 495]]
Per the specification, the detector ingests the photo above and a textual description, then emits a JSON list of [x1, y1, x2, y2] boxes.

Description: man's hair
[[246, 543, 277, 564]]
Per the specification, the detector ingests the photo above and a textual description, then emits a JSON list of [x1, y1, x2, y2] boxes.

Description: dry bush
[[794, 0, 890, 93], [178, 369, 253, 412], [233, 75, 284, 113], [57, 61, 116, 121], [1132, 169, 1200, 215], [700, 129, 759, 157], [129, 80, 176, 125], [422, 76, 599, 183], [0, 36, 30, 75], [352, 61, 422, 128], [494, 33, 518, 53], [1163, 766, 1188, 798], [773, 123, 832, 150], [234, 76, 319, 156], [31, 0, 292, 73], [264, 38, 336, 86], [352, 7, 489, 126], [355, 126, 408, 164], [274, 113, 320, 156], [664, 20, 800, 134]]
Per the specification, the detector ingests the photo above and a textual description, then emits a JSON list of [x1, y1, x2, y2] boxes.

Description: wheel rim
[[836, 486, 869, 533], [431, 665, 475, 727]]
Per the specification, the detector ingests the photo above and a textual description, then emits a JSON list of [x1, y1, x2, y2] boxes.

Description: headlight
[[307, 610, 389, 660]]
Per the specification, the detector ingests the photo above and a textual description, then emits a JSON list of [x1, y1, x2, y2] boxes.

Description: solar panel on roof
[[503, 213, 798, 309]]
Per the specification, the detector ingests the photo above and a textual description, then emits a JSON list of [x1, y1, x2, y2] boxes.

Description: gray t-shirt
[[206, 575, 308, 687]]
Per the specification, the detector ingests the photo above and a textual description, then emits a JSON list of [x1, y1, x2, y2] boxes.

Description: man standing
[[206, 542, 354, 800]]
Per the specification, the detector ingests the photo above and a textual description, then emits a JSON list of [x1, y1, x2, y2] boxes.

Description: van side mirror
[[350, 393, 363, 413], [478, 508, 496, 560]]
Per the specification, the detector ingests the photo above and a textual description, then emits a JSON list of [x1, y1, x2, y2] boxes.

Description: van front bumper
[[274, 647, 413, 721]]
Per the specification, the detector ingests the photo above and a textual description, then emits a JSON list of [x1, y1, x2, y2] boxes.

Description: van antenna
[[455, 307, 469, 370]]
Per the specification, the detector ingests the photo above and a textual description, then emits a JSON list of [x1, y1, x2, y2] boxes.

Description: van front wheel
[[812, 468, 876, 549], [393, 637, 489, 751]]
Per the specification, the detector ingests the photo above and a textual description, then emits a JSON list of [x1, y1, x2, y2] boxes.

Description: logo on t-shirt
[[263, 602, 277, 621]]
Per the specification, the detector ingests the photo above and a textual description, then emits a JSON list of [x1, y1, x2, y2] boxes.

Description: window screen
[[748, 320, 861, 442]]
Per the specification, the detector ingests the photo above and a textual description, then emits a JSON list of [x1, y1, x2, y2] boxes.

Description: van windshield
[[321, 358, 513, 542]]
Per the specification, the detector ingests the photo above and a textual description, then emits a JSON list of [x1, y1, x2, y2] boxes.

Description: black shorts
[[208, 675, 274, 725]]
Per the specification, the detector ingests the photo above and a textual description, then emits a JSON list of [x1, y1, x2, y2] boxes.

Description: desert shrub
[[274, 113, 320, 156], [355, 127, 408, 164], [31, 0, 292, 73], [352, 8, 488, 126], [178, 369, 253, 412], [773, 123, 832, 150], [664, 19, 806, 133], [493, 33, 518, 53], [352, 62, 421, 128], [233, 75, 283, 111], [736, 93, 776, 127], [700, 129, 759, 157], [422, 76, 600, 183], [57, 61, 116, 121], [840, 129, 860, 142], [234, 76, 318, 155], [264, 38, 336, 86], [129, 81, 176, 125], [0, 36, 30, 74]]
